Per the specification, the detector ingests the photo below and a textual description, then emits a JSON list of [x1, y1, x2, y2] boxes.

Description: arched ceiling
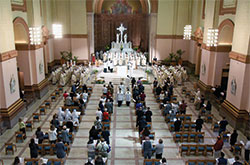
[[86, 0, 158, 14]]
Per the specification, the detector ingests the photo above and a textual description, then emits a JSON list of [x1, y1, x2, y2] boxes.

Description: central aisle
[[66, 67, 184, 165]]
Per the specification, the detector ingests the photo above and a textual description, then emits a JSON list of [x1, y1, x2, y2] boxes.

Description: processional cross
[[117, 23, 127, 43]]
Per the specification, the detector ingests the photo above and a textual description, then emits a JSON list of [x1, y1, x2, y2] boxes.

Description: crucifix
[[117, 23, 127, 43]]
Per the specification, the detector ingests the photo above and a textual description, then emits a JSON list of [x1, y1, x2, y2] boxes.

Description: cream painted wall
[[231, 0, 250, 55], [0, 58, 20, 108], [176, 0, 191, 35], [203, 0, 216, 44], [156, 0, 174, 35], [26, 0, 42, 26], [191, 0, 204, 34], [70, 0, 87, 34], [0, 0, 15, 53], [48, 39, 54, 62], [53, 0, 71, 34]]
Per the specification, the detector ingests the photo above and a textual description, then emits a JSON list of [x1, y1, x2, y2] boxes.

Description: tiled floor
[[0, 66, 248, 165]]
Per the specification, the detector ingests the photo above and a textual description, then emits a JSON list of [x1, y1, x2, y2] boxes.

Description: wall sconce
[[29, 27, 41, 45], [206, 28, 218, 47], [53, 24, 62, 38], [183, 25, 192, 40]]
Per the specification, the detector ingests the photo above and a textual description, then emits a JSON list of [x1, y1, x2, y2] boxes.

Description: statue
[[117, 23, 127, 43], [124, 34, 127, 43], [231, 78, 237, 95], [9, 74, 16, 94], [116, 34, 120, 43]]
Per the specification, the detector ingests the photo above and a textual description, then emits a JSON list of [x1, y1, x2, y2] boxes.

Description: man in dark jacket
[[195, 116, 204, 132], [145, 107, 153, 122], [174, 118, 182, 132]]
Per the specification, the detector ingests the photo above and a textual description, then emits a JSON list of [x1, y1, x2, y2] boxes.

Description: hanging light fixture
[[29, 27, 41, 45], [183, 25, 192, 40], [53, 24, 62, 38], [206, 28, 218, 47]]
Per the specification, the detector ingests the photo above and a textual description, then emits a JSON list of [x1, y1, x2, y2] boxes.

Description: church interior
[[0, 0, 250, 164]]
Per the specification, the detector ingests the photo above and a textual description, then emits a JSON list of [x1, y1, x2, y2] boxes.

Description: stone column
[[221, 0, 250, 135], [87, 12, 95, 61], [149, 13, 157, 62], [0, 0, 24, 131]]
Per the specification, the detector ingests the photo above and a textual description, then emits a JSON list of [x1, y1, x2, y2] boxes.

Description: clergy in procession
[[117, 88, 124, 107], [103, 61, 108, 73]]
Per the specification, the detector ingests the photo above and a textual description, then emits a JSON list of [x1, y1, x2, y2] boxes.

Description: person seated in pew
[[174, 118, 182, 132]]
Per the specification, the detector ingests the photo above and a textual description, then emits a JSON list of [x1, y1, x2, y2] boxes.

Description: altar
[[102, 23, 147, 67]]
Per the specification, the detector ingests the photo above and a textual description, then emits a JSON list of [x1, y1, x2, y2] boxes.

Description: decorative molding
[[11, 0, 27, 12], [49, 34, 88, 39], [0, 99, 24, 119], [15, 43, 43, 51], [33, 78, 48, 91], [0, 50, 18, 62], [155, 35, 183, 39], [221, 100, 248, 119], [219, 0, 237, 15], [197, 80, 212, 92], [201, 44, 231, 52], [229, 51, 250, 63]]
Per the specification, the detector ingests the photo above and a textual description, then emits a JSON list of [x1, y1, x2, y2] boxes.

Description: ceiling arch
[[88, 0, 158, 14]]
